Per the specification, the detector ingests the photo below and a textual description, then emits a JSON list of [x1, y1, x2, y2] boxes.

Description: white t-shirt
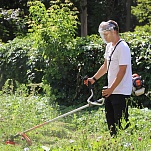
[[104, 40, 132, 95]]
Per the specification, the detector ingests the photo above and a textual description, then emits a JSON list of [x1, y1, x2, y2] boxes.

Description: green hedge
[[0, 37, 45, 84], [0, 32, 150, 107], [122, 32, 151, 107]]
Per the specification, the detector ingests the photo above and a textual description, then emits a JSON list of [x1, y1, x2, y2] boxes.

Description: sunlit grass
[[0, 94, 151, 150]]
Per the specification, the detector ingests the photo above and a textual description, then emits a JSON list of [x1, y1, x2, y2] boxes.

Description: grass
[[0, 94, 151, 151]]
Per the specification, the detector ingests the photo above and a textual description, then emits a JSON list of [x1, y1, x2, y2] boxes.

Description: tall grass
[[0, 93, 151, 151]]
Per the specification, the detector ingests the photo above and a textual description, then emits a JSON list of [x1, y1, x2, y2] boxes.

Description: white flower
[[41, 146, 50, 151], [24, 147, 30, 151], [69, 139, 75, 143], [124, 143, 131, 147]]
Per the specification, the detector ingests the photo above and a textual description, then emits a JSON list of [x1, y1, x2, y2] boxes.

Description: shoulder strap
[[107, 40, 123, 71]]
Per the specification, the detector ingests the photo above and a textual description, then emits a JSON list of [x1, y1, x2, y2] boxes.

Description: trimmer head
[[6, 133, 32, 146], [6, 140, 16, 145], [6, 135, 16, 145]]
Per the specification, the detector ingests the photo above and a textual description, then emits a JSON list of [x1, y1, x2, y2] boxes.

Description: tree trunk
[[126, 0, 132, 31], [80, 0, 87, 37]]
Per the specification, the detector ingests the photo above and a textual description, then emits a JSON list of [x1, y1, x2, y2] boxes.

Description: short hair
[[107, 20, 119, 32]]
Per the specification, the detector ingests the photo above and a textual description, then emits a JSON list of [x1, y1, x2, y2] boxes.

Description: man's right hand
[[83, 77, 95, 86]]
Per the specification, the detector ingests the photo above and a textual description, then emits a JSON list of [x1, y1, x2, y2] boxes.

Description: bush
[[0, 36, 46, 88], [121, 32, 151, 107], [0, 32, 151, 107]]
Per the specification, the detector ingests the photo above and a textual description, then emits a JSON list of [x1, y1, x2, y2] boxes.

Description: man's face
[[99, 28, 114, 44], [102, 30, 114, 43], [98, 22, 115, 44]]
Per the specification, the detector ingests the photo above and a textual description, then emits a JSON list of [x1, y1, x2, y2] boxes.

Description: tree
[[131, 0, 151, 32], [126, 0, 132, 31], [0, 0, 28, 42], [80, 0, 87, 36], [0, 0, 51, 42]]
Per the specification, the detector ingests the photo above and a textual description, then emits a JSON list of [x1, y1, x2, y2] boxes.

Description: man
[[85, 20, 132, 136]]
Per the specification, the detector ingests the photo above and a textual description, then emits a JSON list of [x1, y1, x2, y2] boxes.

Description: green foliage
[[27, 1, 80, 104], [121, 32, 151, 107], [67, 35, 106, 103], [0, 1, 150, 107], [0, 8, 28, 42], [28, 1, 78, 55], [0, 93, 57, 150], [1, 79, 21, 95], [131, 0, 151, 23], [0, 32, 150, 107], [0, 37, 29, 85], [0, 36, 46, 89], [131, 0, 151, 32], [46, 107, 151, 151], [1, 99, 151, 150]]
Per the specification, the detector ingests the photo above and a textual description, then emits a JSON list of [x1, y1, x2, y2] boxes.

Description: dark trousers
[[105, 94, 130, 136]]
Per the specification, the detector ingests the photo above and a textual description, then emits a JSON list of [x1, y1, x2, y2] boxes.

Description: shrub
[[121, 32, 151, 107], [0, 0, 150, 108], [0, 32, 150, 107]]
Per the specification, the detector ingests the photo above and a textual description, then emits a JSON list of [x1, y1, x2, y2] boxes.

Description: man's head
[[107, 20, 119, 32], [98, 20, 119, 44]]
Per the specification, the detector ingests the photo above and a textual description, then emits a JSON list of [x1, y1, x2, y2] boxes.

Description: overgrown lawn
[[0, 95, 151, 151]]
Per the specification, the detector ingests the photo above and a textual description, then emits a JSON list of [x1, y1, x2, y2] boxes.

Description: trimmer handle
[[83, 75, 92, 90], [83, 75, 88, 81], [88, 81, 92, 90]]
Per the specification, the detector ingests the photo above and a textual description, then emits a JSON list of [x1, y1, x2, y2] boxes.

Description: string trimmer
[[6, 82, 104, 146]]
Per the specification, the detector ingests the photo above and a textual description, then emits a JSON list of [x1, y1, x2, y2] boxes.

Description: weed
[[0, 94, 151, 150]]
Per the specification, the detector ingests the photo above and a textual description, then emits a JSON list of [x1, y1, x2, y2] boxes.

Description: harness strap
[[107, 40, 123, 71], [105, 40, 123, 86]]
